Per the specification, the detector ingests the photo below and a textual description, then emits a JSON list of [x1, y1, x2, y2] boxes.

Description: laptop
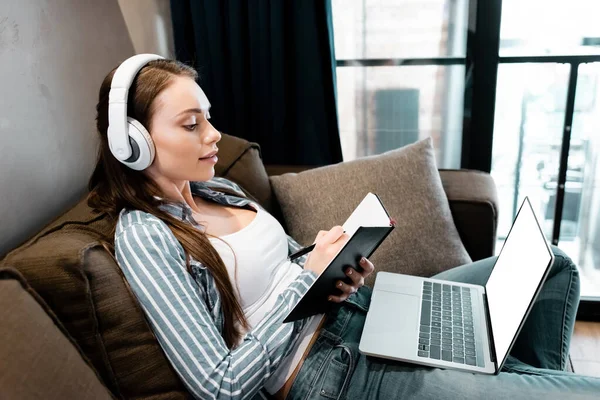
[[359, 197, 555, 374]]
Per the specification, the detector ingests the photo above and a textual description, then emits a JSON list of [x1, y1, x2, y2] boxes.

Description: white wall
[[118, 0, 175, 57], [0, 0, 134, 255]]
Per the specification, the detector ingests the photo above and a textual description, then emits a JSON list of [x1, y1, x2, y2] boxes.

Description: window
[[332, 0, 469, 168], [500, 0, 600, 57]]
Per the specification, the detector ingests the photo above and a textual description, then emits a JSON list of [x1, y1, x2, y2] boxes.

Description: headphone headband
[[108, 54, 164, 161]]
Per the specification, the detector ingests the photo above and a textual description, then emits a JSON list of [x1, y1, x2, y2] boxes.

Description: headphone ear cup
[[121, 117, 155, 170]]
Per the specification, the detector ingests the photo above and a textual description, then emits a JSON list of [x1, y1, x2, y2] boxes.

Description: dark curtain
[[170, 0, 342, 166]]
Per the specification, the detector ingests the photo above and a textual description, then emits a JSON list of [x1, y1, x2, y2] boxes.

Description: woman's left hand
[[328, 257, 375, 303]]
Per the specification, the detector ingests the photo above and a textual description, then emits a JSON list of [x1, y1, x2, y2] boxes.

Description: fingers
[[328, 258, 375, 303], [337, 278, 358, 295], [328, 270, 362, 303], [315, 226, 349, 256], [328, 279, 356, 303], [322, 225, 345, 244], [358, 257, 375, 277], [313, 227, 343, 246], [328, 294, 348, 303], [344, 266, 364, 287], [313, 230, 328, 244]]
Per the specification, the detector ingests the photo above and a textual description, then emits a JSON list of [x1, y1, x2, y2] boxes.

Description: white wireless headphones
[[108, 53, 164, 170]]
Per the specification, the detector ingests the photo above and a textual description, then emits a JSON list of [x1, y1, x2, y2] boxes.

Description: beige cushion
[[270, 138, 472, 286], [0, 268, 113, 400]]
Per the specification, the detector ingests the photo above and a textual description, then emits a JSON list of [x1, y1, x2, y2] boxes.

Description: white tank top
[[208, 202, 323, 394]]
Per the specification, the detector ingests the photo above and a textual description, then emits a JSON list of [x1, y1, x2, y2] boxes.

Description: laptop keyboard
[[417, 281, 479, 366]]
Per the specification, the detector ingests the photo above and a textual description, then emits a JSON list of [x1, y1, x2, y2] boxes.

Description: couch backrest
[[0, 133, 264, 399]]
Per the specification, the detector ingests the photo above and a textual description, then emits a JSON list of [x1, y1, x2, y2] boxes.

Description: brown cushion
[[270, 138, 472, 286], [0, 200, 189, 399], [0, 268, 113, 400], [215, 133, 276, 214]]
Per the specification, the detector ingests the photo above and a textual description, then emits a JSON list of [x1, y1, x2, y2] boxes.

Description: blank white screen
[[485, 199, 553, 365]]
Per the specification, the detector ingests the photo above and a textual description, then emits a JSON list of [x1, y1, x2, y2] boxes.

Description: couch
[[0, 133, 499, 399]]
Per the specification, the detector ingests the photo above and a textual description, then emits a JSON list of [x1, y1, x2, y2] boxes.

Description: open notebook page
[[342, 193, 391, 237]]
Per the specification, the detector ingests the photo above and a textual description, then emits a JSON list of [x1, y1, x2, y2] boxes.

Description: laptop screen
[[485, 198, 554, 367]]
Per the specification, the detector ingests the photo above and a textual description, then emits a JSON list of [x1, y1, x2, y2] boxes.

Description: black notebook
[[283, 193, 395, 323]]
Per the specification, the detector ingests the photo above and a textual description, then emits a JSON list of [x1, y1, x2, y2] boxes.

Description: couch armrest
[[439, 169, 499, 262]]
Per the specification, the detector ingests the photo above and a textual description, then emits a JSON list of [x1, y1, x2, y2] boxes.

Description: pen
[[288, 243, 316, 261], [288, 228, 351, 261]]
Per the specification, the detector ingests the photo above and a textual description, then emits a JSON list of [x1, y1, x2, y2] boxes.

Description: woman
[[88, 56, 599, 399]]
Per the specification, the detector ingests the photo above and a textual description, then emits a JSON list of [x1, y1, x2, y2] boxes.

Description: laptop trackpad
[[360, 291, 420, 357]]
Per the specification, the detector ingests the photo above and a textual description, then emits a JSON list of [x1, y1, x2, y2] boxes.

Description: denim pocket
[[318, 345, 354, 399]]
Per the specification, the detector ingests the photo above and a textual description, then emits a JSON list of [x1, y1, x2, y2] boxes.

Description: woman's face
[[145, 76, 221, 184]]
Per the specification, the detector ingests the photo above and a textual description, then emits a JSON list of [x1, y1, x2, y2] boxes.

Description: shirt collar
[[155, 180, 231, 229]]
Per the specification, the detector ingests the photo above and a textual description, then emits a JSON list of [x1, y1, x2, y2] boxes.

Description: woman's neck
[[153, 177, 201, 214]]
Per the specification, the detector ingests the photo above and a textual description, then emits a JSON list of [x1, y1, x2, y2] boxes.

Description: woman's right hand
[[303, 226, 350, 276]]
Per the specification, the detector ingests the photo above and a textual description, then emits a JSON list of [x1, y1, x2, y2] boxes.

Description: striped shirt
[[114, 177, 317, 400]]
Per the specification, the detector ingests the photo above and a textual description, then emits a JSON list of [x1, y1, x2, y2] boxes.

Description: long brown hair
[[88, 59, 248, 348]]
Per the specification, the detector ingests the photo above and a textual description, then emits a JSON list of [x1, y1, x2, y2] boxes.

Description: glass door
[[491, 0, 600, 300]]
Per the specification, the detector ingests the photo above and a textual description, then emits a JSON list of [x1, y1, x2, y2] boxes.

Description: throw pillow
[[270, 138, 472, 286]]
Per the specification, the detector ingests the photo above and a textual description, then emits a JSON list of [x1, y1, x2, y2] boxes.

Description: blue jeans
[[287, 246, 600, 399]]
